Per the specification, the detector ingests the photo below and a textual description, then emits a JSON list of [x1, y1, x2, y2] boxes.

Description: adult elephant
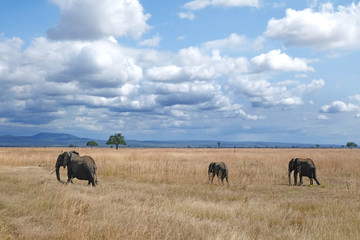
[[208, 162, 229, 185], [288, 158, 320, 186], [55, 151, 98, 186]]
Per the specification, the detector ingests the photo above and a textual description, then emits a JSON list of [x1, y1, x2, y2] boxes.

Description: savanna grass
[[0, 147, 360, 239]]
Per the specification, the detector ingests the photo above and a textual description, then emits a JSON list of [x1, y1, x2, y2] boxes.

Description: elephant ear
[[56, 153, 64, 168], [62, 152, 72, 167], [289, 158, 294, 171]]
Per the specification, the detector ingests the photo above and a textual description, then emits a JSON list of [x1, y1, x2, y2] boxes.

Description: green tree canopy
[[346, 142, 357, 148], [106, 133, 126, 150], [86, 141, 98, 148]]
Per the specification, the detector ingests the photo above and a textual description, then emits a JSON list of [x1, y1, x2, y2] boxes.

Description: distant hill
[[0, 132, 342, 148], [0, 133, 97, 147]]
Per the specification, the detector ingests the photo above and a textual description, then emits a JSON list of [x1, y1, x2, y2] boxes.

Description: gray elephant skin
[[288, 158, 320, 186], [55, 151, 98, 186], [208, 162, 229, 185]]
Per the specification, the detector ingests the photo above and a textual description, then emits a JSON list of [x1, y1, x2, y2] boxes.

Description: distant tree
[[316, 144, 320, 148], [86, 141, 98, 149], [346, 142, 357, 149], [217, 141, 221, 149], [106, 133, 126, 150], [69, 144, 75, 148]]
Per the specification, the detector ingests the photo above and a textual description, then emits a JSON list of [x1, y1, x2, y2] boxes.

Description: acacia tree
[[107, 133, 126, 150], [86, 141, 98, 149], [346, 142, 357, 149]]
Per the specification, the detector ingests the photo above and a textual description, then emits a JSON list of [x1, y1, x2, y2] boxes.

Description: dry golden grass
[[0, 147, 360, 239]]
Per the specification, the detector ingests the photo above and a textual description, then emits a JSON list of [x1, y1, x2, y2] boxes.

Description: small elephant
[[208, 162, 229, 185], [288, 158, 320, 186], [55, 151, 98, 186]]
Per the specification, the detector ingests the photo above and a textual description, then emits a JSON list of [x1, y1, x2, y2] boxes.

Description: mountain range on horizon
[[0, 132, 342, 148]]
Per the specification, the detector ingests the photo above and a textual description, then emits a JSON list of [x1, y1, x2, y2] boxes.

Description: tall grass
[[0, 148, 360, 239]]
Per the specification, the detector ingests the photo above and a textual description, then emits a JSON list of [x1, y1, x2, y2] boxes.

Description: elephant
[[208, 162, 229, 185], [288, 158, 320, 186], [55, 151, 98, 186]]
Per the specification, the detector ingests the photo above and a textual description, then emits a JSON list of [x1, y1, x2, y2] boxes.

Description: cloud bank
[[7, 0, 357, 141]]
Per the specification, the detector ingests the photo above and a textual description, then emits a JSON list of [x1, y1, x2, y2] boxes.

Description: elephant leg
[[67, 168, 73, 184], [216, 169, 220, 184], [298, 167, 303, 185], [88, 179, 96, 187], [208, 171, 213, 183], [211, 172, 215, 183], [294, 172, 298, 186], [220, 172, 224, 184], [221, 171, 227, 185], [222, 174, 229, 185], [91, 176, 96, 187], [224, 171, 229, 185], [67, 177, 73, 184], [215, 171, 219, 184], [313, 169, 320, 185], [310, 178, 313, 185], [288, 172, 291, 186]]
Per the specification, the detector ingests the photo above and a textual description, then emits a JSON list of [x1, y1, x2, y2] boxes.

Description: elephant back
[[296, 158, 316, 168], [83, 156, 97, 174]]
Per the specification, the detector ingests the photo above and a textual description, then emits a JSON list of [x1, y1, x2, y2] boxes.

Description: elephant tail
[[224, 168, 228, 178], [223, 168, 229, 185], [313, 168, 320, 185], [92, 167, 98, 185]]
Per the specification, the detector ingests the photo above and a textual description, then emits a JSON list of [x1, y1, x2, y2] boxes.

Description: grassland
[[0, 147, 360, 239]]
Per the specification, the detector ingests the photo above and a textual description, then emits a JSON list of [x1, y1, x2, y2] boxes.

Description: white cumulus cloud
[[184, 0, 260, 10], [139, 35, 162, 48], [229, 76, 324, 108], [265, 2, 360, 50], [147, 47, 249, 82], [251, 49, 314, 72], [178, 11, 195, 20], [201, 33, 264, 52], [320, 101, 360, 113], [47, 0, 151, 40]]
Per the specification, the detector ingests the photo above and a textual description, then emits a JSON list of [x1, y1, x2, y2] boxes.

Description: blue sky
[[1, 0, 360, 144]]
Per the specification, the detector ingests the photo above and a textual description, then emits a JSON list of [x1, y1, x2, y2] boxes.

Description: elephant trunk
[[288, 158, 294, 186], [55, 155, 65, 183], [55, 166, 62, 182], [288, 169, 292, 186]]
